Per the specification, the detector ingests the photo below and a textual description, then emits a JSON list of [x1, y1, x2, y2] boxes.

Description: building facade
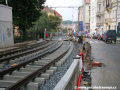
[[78, 0, 90, 35], [78, 7, 83, 21], [104, 0, 117, 31], [96, 0, 105, 34], [84, 0, 90, 33], [90, 0, 97, 34]]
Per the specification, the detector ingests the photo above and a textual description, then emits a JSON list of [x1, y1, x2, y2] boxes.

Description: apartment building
[[96, 0, 105, 34], [78, 0, 90, 34], [85, 0, 90, 33], [90, 0, 97, 34], [104, 0, 117, 31], [43, 6, 63, 29]]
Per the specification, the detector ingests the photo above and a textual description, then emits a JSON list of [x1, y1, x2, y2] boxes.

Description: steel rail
[[0, 41, 53, 63], [6, 42, 70, 90], [0, 41, 62, 77], [0, 41, 47, 58]]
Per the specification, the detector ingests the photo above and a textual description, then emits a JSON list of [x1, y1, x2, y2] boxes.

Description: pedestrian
[[90, 35, 92, 40], [46, 33, 47, 38]]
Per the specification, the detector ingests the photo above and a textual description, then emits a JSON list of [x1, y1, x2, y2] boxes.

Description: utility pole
[[78, 7, 80, 33], [116, 0, 120, 38], [5, 0, 8, 5], [72, 8, 74, 32], [44, 28, 46, 40]]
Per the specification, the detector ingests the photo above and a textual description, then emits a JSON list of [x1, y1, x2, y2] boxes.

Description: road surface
[[87, 38, 120, 90]]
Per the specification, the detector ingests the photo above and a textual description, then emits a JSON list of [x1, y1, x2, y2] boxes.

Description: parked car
[[103, 30, 116, 43]]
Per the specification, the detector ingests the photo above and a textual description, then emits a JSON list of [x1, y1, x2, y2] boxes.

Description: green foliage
[[48, 15, 61, 29], [63, 28, 68, 33], [36, 12, 61, 35], [36, 12, 49, 34], [0, 0, 45, 38]]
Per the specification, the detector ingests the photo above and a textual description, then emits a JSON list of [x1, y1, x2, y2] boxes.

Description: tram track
[[0, 41, 71, 90]]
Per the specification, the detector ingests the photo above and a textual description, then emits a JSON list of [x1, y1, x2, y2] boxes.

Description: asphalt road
[[87, 38, 120, 90]]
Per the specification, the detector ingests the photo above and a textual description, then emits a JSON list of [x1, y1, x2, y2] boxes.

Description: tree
[[0, 0, 45, 39], [36, 11, 61, 34], [48, 15, 61, 30], [36, 12, 50, 34]]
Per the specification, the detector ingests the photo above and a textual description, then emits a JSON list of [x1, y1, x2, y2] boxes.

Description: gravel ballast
[[40, 42, 82, 90]]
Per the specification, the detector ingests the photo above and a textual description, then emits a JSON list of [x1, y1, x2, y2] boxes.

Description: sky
[[45, 0, 83, 21]]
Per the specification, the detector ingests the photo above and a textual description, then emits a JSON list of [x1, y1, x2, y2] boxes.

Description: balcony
[[96, 23, 101, 27], [96, 11, 104, 16], [96, 22, 104, 27], [106, 0, 112, 11], [105, 18, 112, 24], [96, 11, 101, 16]]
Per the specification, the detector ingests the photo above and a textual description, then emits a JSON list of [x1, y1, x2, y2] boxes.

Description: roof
[[42, 6, 54, 13], [85, 0, 90, 3], [54, 10, 62, 18], [42, 6, 62, 19]]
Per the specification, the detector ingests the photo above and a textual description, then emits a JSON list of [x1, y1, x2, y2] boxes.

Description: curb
[[55, 42, 73, 67]]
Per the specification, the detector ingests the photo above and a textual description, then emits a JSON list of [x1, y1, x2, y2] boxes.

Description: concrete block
[[41, 58, 52, 61], [49, 67, 57, 72], [34, 78, 45, 85], [20, 68, 36, 72], [12, 71, 30, 76], [27, 82, 40, 90], [4, 75, 23, 81], [46, 70, 54, 75], [0, 80, 16, 87], [0, 88, 5, 90], [40, 73, 50, 80], [34, 61, 49, 65], [0, 64, 4, 68], [55, 61, 63, 67], [53, 59, 79, 90], [25, 65, 41, 69]]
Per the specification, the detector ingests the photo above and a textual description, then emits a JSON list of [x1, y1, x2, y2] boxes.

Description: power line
[[49, 6, 79, 9]]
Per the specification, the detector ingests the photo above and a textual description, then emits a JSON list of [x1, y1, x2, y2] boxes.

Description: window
[[109, 25, 110, 29], [86, 26, 89, 29], [103, 1, 104, 6], [99, 4, 101, 11]]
